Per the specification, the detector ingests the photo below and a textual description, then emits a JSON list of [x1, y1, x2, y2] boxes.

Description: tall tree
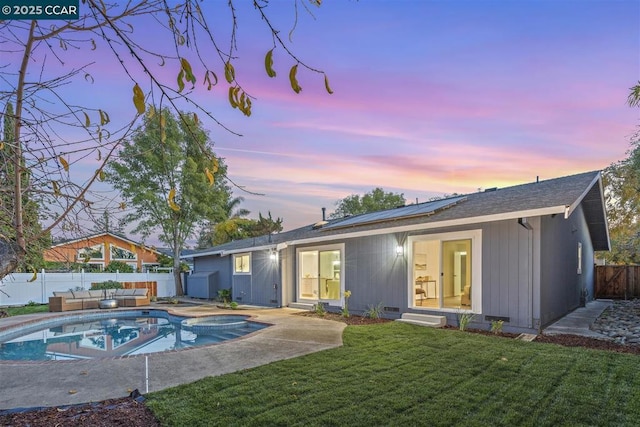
[[0, 1, 331, 279], [629, 82, 640, 107], [197, 196, 250, 248], [0, 103, 50, 273], [603, 139, 640, 264], [198, 211, 284, 247], [106, 108, 231, 295], [250, 211, 284, 236], [92, 210, 124, 235], [329, 188, 406, 219]]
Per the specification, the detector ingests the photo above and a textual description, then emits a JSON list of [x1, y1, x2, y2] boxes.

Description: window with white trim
[[234, 253, 251, 274]]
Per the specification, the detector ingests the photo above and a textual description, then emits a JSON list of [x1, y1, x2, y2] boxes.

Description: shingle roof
[[188, 170, 609, 258]]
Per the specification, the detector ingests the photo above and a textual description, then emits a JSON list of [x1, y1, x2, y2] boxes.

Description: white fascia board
[[184, 250, 221, 259], [598, 177, 612, 251], [188, 244, 279, 258], [188, 205, 569, 258], [51, 232, 160, 254], [50, 232, 107, 248], [286, 205, 568, 246], [566, 172, 601, 218]]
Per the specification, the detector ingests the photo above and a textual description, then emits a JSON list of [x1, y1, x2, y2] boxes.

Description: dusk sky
[[10, 0, 640, 244], [203, 0, 639, 231]]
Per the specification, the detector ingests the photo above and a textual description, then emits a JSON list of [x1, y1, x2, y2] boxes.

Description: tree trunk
[[0, 237, 24, 280], [173, 246, 183, 296]]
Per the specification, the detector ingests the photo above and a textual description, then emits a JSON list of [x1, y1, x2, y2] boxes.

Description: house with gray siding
[[185, 171, 609, 333]]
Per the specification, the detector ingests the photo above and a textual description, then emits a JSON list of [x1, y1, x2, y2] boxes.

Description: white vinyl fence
[[0, 270, 177, 307]]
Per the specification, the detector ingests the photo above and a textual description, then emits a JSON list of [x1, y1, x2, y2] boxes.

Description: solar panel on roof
[[323, 196, 467, 230]]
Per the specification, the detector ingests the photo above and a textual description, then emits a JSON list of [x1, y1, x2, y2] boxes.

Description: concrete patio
[[0, 304, 345, 410]]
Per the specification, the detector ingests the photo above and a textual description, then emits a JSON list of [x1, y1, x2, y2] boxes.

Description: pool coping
[[0, 308, 271, 364], [0, 304, 346, 409]]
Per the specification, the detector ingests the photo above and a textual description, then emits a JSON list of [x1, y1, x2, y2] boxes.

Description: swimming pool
[[0, 310, 268, 361]]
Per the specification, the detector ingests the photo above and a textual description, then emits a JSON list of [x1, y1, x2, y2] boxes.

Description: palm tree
[[197, 196, 250, 248]]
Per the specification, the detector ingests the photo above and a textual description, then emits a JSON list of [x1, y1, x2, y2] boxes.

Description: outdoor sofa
[[49, 288, 150, 312]]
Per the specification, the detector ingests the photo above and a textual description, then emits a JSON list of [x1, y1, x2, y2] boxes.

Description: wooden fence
[[595, 265, 640, 299]]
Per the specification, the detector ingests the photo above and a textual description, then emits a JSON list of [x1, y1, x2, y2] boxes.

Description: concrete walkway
[[543, 300, 612, 338], [0, 305, 345, 410]]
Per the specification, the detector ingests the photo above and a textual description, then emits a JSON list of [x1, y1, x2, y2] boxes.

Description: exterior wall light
[[269, 249, 278, 262], [396, 245, 404, 256]]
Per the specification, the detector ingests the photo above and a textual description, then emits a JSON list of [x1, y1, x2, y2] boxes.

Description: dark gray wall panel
[[232, 274, 252, 303], [250, 250, 280, 306], [480, 220, 533, 329], [540, 204, 593, 327], [344, 233, 408, 313]]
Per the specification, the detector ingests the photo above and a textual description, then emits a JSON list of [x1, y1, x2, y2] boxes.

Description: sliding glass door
[[298, 245, 343, 303], [409, 231, 480, 311]]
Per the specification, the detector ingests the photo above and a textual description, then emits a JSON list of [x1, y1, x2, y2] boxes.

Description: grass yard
[[146, 322, 640, 427], [1, 304, 49, 316]]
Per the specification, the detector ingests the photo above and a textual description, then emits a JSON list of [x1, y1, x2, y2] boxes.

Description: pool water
[[0, 311, 267, 361]]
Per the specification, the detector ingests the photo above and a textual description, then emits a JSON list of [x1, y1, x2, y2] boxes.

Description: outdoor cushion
[[72, 290, 92, 299], [123, 289, 137, 296], [53, 291, 74, 299], [133, 289, 148, 296], [89, 290, 104, 298], [114, 289, 126, 296]]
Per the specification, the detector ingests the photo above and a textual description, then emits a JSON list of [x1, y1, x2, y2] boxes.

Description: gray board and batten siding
[[191, 251, 280, 307], [186, 171, 609, 334]]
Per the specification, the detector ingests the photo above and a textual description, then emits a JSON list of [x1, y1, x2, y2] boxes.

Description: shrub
[[217, 288, 231, 307], [230, 301, 239, 310], [314, 302, 326, 317], [91, 280, 123, 290], [104, 261, 134, 273], [457, 312, 476, 331], [491, 320, 504, 335], [363, 302, 385, 319]]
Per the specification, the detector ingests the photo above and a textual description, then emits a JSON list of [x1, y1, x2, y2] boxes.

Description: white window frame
[[110, 244, 138, 261], [85, 262, 105, 271], [77, 243, 105, 261], [408, 229, 482, 314], [296, 243, 345, 305], [233, 253, 252, 275]]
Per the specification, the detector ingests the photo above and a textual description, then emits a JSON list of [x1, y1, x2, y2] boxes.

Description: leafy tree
[[197, 196, 250, 248], [329, 188, 406, 219], [629, 82, 640, 107], [603, 139, 640, 264], [92, 210, 124, 234], [199, 217, 254, 248], [250, 211, 284, 236], [106, 108, 230, 295], [0, 103, 50, 273], [156, 253, 190, 273], [104, 261, 134, 273], [198, 211, 284, 247], [0, 2, 331, 280]]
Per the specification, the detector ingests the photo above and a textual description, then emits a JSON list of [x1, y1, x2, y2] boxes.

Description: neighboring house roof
[[187, 170, 609, 259], [49, 232, 162, 254]]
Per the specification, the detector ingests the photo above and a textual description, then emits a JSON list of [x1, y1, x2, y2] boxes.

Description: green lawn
[[146, 322, 640, 426], [1, 304, 49, 316]]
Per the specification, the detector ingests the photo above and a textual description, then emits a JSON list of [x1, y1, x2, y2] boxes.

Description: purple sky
[[203, 0, 639, 230], [11, 1, 640, 244]]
